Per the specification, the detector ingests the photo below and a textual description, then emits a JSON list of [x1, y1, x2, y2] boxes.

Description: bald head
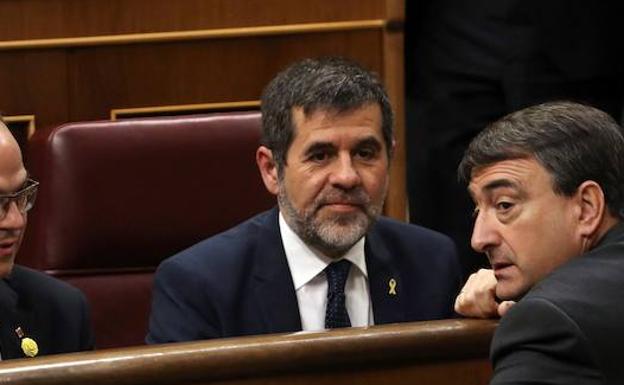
[[0, 122, 25, 182]]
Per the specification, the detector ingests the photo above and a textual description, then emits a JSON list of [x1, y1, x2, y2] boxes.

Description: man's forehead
[[468, 158, 542, 195], [291, 104, 383, 139], [292, 103, 381, 123], [0, 123, 27, 191]]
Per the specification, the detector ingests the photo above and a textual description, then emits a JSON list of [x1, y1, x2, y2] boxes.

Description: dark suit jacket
[[0, 265, 94, 359], [147, 208, 461, 343], [412, 0, 623, 79], [490, 222, 624, 384]]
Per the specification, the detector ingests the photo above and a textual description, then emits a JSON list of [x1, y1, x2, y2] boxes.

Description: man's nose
[[329, 154, 361, 189], [471, 211, 500, 254]]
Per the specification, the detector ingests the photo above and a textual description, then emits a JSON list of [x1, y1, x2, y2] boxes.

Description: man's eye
[[355, 148, 376, 160], [496, 201, 514, 211], [309, 152, 328, 162]]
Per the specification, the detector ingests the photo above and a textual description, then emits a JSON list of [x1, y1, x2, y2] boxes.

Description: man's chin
[[495, 281, 529, 302], [313, 220, 367, 251], [0, 258, 16, 279], [317, 206, 371, 225]]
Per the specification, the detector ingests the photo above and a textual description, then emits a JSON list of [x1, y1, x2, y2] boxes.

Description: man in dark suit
[[147, 58, 461, 343], [0, 117, 93, 359], [454, 102, 624, 384], [406, 0, 624, 277]]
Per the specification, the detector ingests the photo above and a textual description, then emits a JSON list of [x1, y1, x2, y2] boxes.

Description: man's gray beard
[[278, 184, 384, 257]]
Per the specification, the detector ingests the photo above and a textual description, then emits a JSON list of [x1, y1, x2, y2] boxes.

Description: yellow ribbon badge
[[388, 278, 397, 295], [15, 328, 39, 358], [21, 337, 39, 358]]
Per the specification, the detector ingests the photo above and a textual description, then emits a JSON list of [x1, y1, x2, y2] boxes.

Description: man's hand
[[454, 269, 515, 318]]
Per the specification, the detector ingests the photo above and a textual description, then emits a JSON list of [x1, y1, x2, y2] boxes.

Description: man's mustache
[[315, 189, 370, 207], [0, 230, 19, 238]]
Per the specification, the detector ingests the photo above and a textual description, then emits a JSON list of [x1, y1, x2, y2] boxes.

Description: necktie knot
[[324, 259, 352, 329]]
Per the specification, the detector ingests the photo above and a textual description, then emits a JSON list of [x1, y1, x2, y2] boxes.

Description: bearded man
[[147, 58, 460, 343]]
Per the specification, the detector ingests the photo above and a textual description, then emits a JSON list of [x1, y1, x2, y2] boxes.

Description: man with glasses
[[0, 117, 93, 359]]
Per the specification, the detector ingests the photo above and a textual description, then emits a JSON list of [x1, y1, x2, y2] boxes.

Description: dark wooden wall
[[0, 0, 407, 218]]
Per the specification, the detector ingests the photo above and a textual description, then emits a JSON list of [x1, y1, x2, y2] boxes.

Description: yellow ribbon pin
[[388, 278, 397, 295], [15, 327, 39, 358], [21, 338, 39, 358]]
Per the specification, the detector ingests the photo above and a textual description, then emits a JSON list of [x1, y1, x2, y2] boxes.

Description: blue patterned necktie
[[324, 259, 352, 329]]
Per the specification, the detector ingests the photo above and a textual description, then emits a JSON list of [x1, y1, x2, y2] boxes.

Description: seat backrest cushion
[[19, 111, 274, 347]]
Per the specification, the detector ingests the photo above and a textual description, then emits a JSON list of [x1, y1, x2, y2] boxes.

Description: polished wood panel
[[67, 31, 382, 121], [0, 50, 68, 129], [0, 0, 384, 40], [383, 0, 407, 219], [0, 21, 385, 51], [0, 319, 495, 385]]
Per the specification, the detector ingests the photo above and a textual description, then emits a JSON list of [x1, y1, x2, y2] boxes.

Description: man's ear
[[575, 180, 606, 238], [256, 146, 280, 195]]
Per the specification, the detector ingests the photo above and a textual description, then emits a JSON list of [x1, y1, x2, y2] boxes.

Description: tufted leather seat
[[19, 111, 274, 348]]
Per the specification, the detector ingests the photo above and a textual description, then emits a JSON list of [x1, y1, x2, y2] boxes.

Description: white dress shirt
[[279, 212, 374, 331]]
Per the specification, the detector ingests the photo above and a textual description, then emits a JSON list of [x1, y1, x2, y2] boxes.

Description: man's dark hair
[[260, 57, 394, 171], [459, 101, 624, 218]]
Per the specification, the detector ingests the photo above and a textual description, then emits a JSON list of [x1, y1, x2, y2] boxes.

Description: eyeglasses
[[0, 178, 39, 220]]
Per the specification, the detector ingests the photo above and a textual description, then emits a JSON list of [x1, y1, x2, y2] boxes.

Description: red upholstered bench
[[20, 111, 274, 348]]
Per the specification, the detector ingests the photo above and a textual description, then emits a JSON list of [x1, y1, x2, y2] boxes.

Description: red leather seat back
[[20, 111, 274, 348]]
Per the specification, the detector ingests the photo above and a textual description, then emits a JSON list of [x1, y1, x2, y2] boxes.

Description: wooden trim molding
[[381, 0, 407, 220], [111, 100, 261, 120], [0, 20, 386, 51], [4, 115, 36, 138], [45, 266, 156, 277]]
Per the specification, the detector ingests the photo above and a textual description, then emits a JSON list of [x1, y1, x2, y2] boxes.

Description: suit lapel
[[251, 208, 302, 334], [365, 227, 406, 325], [0, 277, 29, 360]]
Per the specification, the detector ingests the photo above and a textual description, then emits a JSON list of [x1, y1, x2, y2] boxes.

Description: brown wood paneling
[[0, 0, 384, 40], [67, 30, 382, 122], [382, 0, 407, 219], [0, 50, 68, 129]]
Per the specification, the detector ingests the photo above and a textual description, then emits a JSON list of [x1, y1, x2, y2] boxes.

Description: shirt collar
[[279, 211, 368, 290]]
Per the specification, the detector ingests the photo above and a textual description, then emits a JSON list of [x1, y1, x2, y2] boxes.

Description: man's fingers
[[454, 269, 499, 318], [497, 301, 516, 317], [454, 290, 486, 317]]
